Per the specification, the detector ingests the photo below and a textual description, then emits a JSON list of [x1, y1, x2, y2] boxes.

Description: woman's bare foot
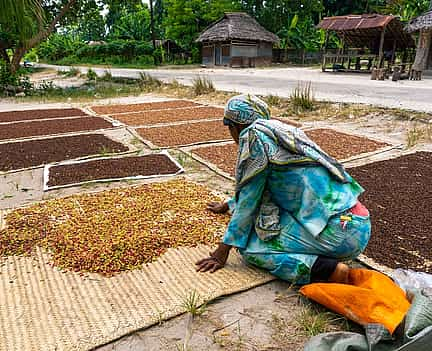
[[329, 263, 350, 284]]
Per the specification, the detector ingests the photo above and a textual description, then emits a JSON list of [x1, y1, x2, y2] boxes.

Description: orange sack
[[300, 268, 411, 334]]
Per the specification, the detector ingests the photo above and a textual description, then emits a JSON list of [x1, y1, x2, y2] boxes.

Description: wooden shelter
[[317, 14, 415, 72], [196, 12, 279, 67], [406, 10, 432, 76]]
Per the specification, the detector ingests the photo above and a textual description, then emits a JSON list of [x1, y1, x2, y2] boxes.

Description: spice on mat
[[47, 154, 181, 187], [137, 120, 231, 147], [0, 117, 113, 141], [0, 134, 128, 171], [0, 180, 229, 275], [306, 129, 389, 160], [193, 143, 237, 176], [349, 152, 432, 272], [0, 108, 88, 123], [113, 107, 224, 126], [92, 100, 201, 115]]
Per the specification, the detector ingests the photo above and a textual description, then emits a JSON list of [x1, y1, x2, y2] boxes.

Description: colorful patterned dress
[[223, 121, 371, 284]]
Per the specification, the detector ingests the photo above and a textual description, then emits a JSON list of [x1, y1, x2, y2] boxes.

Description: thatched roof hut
[[317, 14, 415, 72], [406, 10, 432, 33], [196, 12, 279, 67], [318, 14, 414, 52]]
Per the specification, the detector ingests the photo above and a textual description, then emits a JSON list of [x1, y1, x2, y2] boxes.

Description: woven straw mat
[[0, 245, 274, 351]]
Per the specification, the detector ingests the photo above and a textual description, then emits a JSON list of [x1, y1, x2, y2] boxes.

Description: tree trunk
[[0, 48, 10, 64], [9, 0, 77, 73], [412, 29, 432, 71]]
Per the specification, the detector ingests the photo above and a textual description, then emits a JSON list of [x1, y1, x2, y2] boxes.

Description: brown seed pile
[[0, 180, 229, 275], [306, 129, 389, 160], [348, 152, 432, 272], [194, 143, 238, 176], [113, 107, 224, 126], [0, 117, 113, 141], [92, 100, 201, 115], [137, 120, 231, 147], [0, 108, 87, 123], [47, 154, 181, 187], [0, 134, 128, 171]]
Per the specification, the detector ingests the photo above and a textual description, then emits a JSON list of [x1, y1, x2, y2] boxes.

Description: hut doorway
[[215, 46, 222, 65]]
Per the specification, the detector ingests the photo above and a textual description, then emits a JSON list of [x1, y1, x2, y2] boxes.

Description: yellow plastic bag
[[300, 269, 411, 334]]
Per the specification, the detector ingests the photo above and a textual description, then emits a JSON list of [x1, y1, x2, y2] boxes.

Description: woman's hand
[[207, 201, 229, 214], [196, 243, 232, 273]]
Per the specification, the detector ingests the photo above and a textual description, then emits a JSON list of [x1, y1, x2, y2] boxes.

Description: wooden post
[[391, 39, 397, 65], [378, 25, 387, 68], [322, 31, 329, 72]]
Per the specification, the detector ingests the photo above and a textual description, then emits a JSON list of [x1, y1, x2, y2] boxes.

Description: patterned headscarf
[[223, 94, 270, 125]]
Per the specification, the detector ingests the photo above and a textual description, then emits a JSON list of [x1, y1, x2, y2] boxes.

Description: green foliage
[[290, 82, 315, 112], [0, 61, 34, 96], [192, 75, 215, 95], [37, 33, 84, 61], [86, 68, 97, 81], [374, 0, 431, 21], [109, 3, 151, 41]]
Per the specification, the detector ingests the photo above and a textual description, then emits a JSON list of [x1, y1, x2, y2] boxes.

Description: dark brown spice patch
[[92, 100, 201, 115], [0, 108, 87, 123], [47, 154, 181, 187], [349, 152, 432, 272], [0, 117, 113, 141], [113, 107, 224, 126], [137, 120, 231, 147], [306, 129, 389, 160], [0, 134, 128, 171], [194, 143, 237, 176]]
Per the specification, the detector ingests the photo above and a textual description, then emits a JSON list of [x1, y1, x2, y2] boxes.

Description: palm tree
[[0, 0, 77, 73]]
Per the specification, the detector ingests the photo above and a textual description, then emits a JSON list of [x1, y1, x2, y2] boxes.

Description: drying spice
[[47, 154, 181, 187], [193, 143, 238, 176], [0, 180, 229, 275], [0, 117, 113, 141], [137, 120, 231, 147], [0, 108, 87, 123], [92, 100, 201, 115], [349, 152, 432, 272], [306, 129, 389, 160], [113, 107, 224, 126], [0, 134, 128, 171]]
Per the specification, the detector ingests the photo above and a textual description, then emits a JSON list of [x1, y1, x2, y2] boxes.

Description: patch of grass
[[58, 67, 80, 77], [138, 72, 162, 89], [100, 70, 113, 81], [180, 290, 207, 316], [192, 75, 215, 96], [295, 299, 349, 337], [98, 146, 115, 156], [290, 82, 314, 113], [406, 124, 432, 147], [265, 94, 282, 107]]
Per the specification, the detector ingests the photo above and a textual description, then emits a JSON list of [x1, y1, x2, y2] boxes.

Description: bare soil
[[349, 152, 432, 272], [306, 129, 390, 160], [137, 120, 231, 147], [47, 154, 181, 187], [0, 117, 113, 140], [0, 108, 87, 123], [92, 100, 201, 115], [113, 106, 224, 126], [0, 134, 128, 171]]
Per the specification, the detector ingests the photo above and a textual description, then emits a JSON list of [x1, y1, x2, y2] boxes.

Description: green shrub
[[290, 82, 314, 112], [192, 75, 215, 95], [86, 68, 97, 81]]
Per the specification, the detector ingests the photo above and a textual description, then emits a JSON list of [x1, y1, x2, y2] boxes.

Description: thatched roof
[[196, 12, 279, 44], [317, 14, 415, 50], [406, 10, 432, 32]]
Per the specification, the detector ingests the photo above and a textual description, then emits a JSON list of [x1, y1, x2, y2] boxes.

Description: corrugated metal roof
[[317, 14, 394, 31]]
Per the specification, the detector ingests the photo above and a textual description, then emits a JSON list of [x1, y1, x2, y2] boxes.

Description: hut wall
[[231, 43, 258, 57], [202, 45, 214, 65], [257, 42, 273, 57]]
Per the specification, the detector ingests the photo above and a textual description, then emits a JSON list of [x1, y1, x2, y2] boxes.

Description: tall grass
[[192, 75, 215, 95], [138, 72, 162, 88], [290, 81, 314, 112]]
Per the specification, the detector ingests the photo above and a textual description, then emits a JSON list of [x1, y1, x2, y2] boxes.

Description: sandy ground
[[1, 88, 431, 350]]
